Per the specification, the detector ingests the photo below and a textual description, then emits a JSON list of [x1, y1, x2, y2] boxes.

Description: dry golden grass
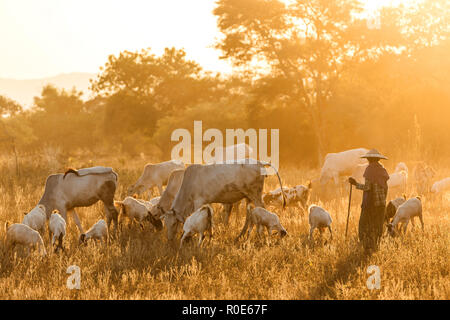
[[0, 156, 448, 300]]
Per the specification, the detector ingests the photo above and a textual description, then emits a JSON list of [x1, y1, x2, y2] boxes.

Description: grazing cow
[[319, 148, 369, 186], [152, 168, 243, 226], [163, 160, 286, 241], [38, 166, 119, 234], [127, 160, 184, 197], [151, 169, 185, 219], [263, 183, 311, 211], [414, 162, 436, 195]]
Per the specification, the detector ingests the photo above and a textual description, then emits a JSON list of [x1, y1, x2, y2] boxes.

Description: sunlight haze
[[0, 0, 414, 80]]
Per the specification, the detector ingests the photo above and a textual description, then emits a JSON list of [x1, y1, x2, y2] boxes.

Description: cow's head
[[163, 209, 184, 241], [151, 204, 164, 220]]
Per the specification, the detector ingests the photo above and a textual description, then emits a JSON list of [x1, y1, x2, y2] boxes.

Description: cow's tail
[[261, 162, 286, 209], [63, 168, 80, 179]]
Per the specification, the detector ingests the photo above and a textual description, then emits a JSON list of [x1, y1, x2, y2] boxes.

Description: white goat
[[388, 170, 408, 191], [431, 177, 450, 194], [49, 210, 66, 252], [387, 197, 423, 236], [308, 205, 333, 242], [22, 204, 46, 235], [395, 162, 408, 174], [5, 223, 47, 256], [246, 205, 287, 241], [79, 219, 108, 245], [179, 205, 213, 249], [115, 196, 163, 231]]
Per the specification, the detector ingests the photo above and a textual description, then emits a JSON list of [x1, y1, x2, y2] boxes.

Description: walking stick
[[345, 183, 353, 238]]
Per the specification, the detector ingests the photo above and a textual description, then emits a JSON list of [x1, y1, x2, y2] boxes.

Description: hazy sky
[[0, 0, 400, 80]]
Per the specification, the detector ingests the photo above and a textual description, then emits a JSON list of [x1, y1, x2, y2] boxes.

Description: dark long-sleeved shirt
[[355, 180, 388, 208]]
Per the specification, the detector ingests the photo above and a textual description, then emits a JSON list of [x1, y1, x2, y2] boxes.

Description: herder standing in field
[[349, 149, 389, 253]]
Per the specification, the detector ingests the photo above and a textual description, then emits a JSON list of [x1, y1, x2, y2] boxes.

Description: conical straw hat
[[361, 149, 388, 160]]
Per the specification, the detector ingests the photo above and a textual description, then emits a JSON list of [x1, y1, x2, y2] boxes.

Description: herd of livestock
[[3, 145, 450, 257]]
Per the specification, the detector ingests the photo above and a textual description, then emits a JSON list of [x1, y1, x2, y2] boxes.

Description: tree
[[90, 47, 229, 155], [0, 95, 22, 117], [214, 0, 407, 164], [30, 85, 95, 152]]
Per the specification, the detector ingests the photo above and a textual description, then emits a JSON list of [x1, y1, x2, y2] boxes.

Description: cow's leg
[[99, 181, 119, 232], [222, 203, 233, 225], [309, 227, 315, 241], [69, 209, 84, 235], [198, 232, 205, 247], [236, 199, 252, 240]]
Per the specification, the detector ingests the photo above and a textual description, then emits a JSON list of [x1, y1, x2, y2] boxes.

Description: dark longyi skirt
[[358, 205, 385, 252]]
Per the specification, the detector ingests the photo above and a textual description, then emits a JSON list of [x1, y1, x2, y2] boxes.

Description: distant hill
[[0, 72, 96, 107]]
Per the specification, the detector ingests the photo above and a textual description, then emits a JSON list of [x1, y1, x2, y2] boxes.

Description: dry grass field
[[0, 155, 448, 300]]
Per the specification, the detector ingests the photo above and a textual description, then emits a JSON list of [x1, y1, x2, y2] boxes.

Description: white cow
[[320, 148, 369, 185], [351, 163, 368, 183], [164, 161, 286, 241], [38, 166, 119, 234], [128, 160, 184, 197], [151, 169, 185, 219]]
